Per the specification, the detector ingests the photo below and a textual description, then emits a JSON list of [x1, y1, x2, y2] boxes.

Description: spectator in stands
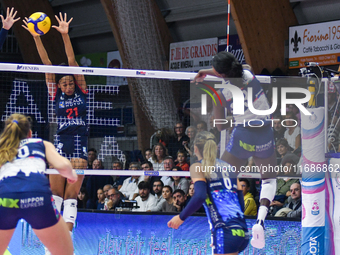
[[151, 180, 165, 211], [119, 162, 141, 200], [269, 157, 300, 216], [160, 156, 174, 186], [239, 178, 257, 216], [273, 115, 286, 144], [161, 186, 177, 212], [112, 160, 126, 190], [96, 188, 105, 210], [280, 152, 300, 177], [144, 148, 152, 161], [103, 184, 113, 210], [85, 159, 113, 209], [187, 182, 194, 199], [169, 166, 190, 194], [140, 160, 153, 184], [87, 148, 97, 169], [287, 104, 301, 126], [275, 182, 302, 218], [172, 189, 188, 212], [167, 122, 190, 159], [77, 187, 89, 209], [186, 181, 205, 213], [276, 138, 293, 165], [176, 149, 189, 171], [283, 112, 301, 155], [184, 126, 197, 157], [106, 187, 123, 211], [133, 181, 157, 212], [148, 143, 168, 171], [196, 120, 208, 133], [150, 128, 172, 148]]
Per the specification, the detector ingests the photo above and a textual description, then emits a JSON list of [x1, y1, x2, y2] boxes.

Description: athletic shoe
[[251, 220, 265, 249]]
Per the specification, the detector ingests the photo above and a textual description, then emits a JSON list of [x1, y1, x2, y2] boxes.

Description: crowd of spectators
[[78, 117, 307, 220]]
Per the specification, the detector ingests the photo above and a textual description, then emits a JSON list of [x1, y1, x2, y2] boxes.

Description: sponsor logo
[[239, 140, 255, 152], [17, 65, 39, 71], [144, 171, 160, 176], [20, 197, 44, 208], [309, 236, 318, 254], [136, 71, 146, 75], [311, 200, 320, 215], [231, 229, 245, 237], [59, 101, 65, 108], [82, 69, 94, 73], [0, 198, 19, 208], [76, 170, 84, 174], [291, 30, 301, 53]]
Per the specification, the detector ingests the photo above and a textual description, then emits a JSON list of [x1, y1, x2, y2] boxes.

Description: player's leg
[[0, 229, 15, 255], [49, 174, 66, 213], [64, 158, 85, 231], [251, 152, 277, 249], [33, 217, 74, 255]]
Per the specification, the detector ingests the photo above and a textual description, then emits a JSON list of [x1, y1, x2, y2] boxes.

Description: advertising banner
[[169, 38, 218, 72], [289, 20, 340, 68]]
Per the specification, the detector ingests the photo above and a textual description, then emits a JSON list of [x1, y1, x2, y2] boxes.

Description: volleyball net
[[0, 62, 335, 178]]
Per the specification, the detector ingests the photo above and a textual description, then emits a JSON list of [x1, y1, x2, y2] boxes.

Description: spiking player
[[193, 52, 277, 249]]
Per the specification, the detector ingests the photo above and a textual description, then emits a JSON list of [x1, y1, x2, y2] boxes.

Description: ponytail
[[0, 114, 31, 166], [194, 131, 217, 178]]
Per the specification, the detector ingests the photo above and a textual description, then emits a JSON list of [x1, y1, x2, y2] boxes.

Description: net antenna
[[226, 0, 231, 52]]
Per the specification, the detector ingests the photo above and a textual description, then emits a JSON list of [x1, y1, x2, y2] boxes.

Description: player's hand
[[22, 17, 40, 37], [52, 12, 73, 34], [191, 70, 207, 84], [67, 169, 78, 184], [1, 7, 20, 30], [167, 215, 184, 229]]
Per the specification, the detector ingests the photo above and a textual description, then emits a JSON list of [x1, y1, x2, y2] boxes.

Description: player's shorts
[[54, 134, 88, 160], [226, 124, 275, 159], [0, 191, 60, 230], [212, 225, 249, 254]]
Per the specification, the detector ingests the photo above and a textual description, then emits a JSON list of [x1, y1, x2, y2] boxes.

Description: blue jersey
[[54, 81, 88, 136], [0, 138, 50, 194], [203, 159, 246, 231]]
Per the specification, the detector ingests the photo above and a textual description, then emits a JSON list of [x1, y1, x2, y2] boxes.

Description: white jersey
[[220, 70, 270, 125], [0, 138, 49, 194]]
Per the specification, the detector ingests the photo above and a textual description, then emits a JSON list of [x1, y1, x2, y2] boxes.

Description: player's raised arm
[[53, 12, 87, 91], [22, 17, 56, 96]]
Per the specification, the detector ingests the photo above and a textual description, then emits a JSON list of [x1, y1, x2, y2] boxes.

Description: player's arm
[[0, 7, 20, 48], [22, 18, 55, 96], [53, 12, 87, 91], [168, 163, 206, 229], [192, 68, 217, 83], [44, 141, 77, 183]]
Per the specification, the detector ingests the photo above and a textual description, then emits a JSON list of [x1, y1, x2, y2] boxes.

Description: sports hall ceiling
[[40, 0, 340, 55]]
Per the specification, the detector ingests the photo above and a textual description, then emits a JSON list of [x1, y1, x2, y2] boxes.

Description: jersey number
[[66, 107, 79, 119], [17, 145, 30, 159], [221, 172, 232, 190]]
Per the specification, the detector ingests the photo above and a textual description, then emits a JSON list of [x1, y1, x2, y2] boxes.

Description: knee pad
[[260, 178, 276, 202], [63, 199, 78, 225], [52, 195, 63, 213]]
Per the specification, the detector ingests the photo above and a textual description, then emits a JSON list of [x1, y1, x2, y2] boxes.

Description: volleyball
[[27, 12, 51, 35]]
